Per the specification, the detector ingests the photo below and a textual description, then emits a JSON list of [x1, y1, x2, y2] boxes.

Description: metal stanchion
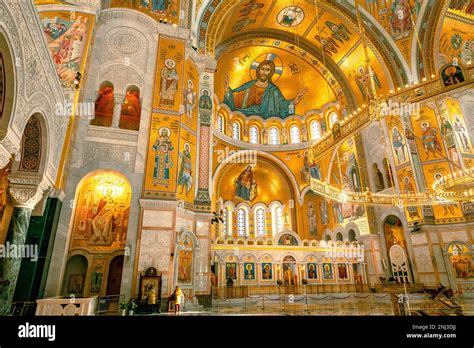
[[304, 285, 309, 312]]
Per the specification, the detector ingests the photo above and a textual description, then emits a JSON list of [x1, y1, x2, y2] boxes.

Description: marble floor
[[132, 293, 474, 316]]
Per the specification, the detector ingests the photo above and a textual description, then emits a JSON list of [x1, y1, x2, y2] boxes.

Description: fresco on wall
[[438, 12, 474, 68], [182, 60, 199, 130], [387, 115, 410, 166], [413, 107, 446, 162], [278, 234, 298, 246], [441, 64, 466, 87], [178, 236, 193, 282], [39, 11, 94, 88], [397, 166, 422, 222], [176, 129, 196, 204], [422, 162, 464, 220], [383, 215, 407, 250], [153, 36, 185, 112], [356, 0, 421, 63], [234, 165, 258, 202], [90, 259, 105, 293], [145, 36, 186, 197], [70, 172, 131, 250], [445, 98, 472, 154], [449, 242, 473, 279], [223, 53, 307, 119], [110, 0, 181, 25], [217, 45, 339, 117]]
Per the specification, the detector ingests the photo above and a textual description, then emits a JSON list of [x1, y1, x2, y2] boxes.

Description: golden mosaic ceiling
[[209, 0, 395, 110]]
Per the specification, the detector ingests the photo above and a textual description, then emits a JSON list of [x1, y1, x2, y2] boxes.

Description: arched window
[[325, 235, 332, 241], [92, 82, 114, 127], [373, 163, 385, 192], [336, 232, 343, 241], [272, 204, 283, 236], [310, 120, 321, 141], [329, 112, 339, 129], [217, 114, 225, 133], [255, 207, 266, 237], [383, 158, 394, 188], [237, 208, 247, 237], [232, 121, 241, 140], [289, 125, 300, 144], [348, 229, 356, 242], [249, 125, 259, 144], [223, 206, 233, 237], [120, 85, 141, 131], [269, 127, 280, 145]]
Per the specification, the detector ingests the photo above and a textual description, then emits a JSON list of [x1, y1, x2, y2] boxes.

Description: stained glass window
[[249, 125, 259, 144], [232, 121, 241, 140], [310, 120, 321, 140], [237, 208, 247, 237], [290, 125, 300, 144], [255, 208, 266, 237], [269, 127, 279, 145]]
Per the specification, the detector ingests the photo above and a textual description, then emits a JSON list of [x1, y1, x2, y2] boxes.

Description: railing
[[36, 296, 99, 316], [212, 284, 370, 300], [374, 283, 425, 293], [96, 294, 124, 315]]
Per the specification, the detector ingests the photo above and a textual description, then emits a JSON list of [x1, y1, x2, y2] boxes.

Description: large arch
[[0, 29, 16, 139]]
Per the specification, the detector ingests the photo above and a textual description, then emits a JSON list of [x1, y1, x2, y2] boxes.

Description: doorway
[[106, 255, 124, 296]]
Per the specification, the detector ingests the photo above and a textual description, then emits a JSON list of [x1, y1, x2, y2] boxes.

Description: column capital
[[194, 189, 211, 212], [8, 177, 50, 209]]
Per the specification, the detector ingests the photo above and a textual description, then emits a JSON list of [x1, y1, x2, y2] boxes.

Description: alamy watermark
[[216, 147, 257, 167], [380, 101, 420, 119], [55, 100, 94, 119], [324, 243, 364, 262], [0, 242, 38, 262]]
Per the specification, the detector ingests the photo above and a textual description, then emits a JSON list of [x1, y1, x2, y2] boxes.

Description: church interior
[[0, 0, 473, 316]]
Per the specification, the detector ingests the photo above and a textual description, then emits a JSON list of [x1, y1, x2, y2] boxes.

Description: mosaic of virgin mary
[[234, 165, 258, 202]]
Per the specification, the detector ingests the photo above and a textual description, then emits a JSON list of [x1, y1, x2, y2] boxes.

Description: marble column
[[111, 94, 124, 128], [0, 184, 44, 315]]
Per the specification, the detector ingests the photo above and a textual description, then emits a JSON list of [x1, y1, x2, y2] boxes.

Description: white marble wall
[[410, 224, 474, 290], [44, 9, 164, 299]]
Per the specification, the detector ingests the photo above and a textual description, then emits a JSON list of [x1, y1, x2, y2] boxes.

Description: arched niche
[[64, 170, 132, 296], [120, 85, 141, 131], [62, 254, 88, 297], [0, 31, 15, 137], [383, 215, 412, 284], [91, 81, 114, 127], [16, 113, 46, 174]]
